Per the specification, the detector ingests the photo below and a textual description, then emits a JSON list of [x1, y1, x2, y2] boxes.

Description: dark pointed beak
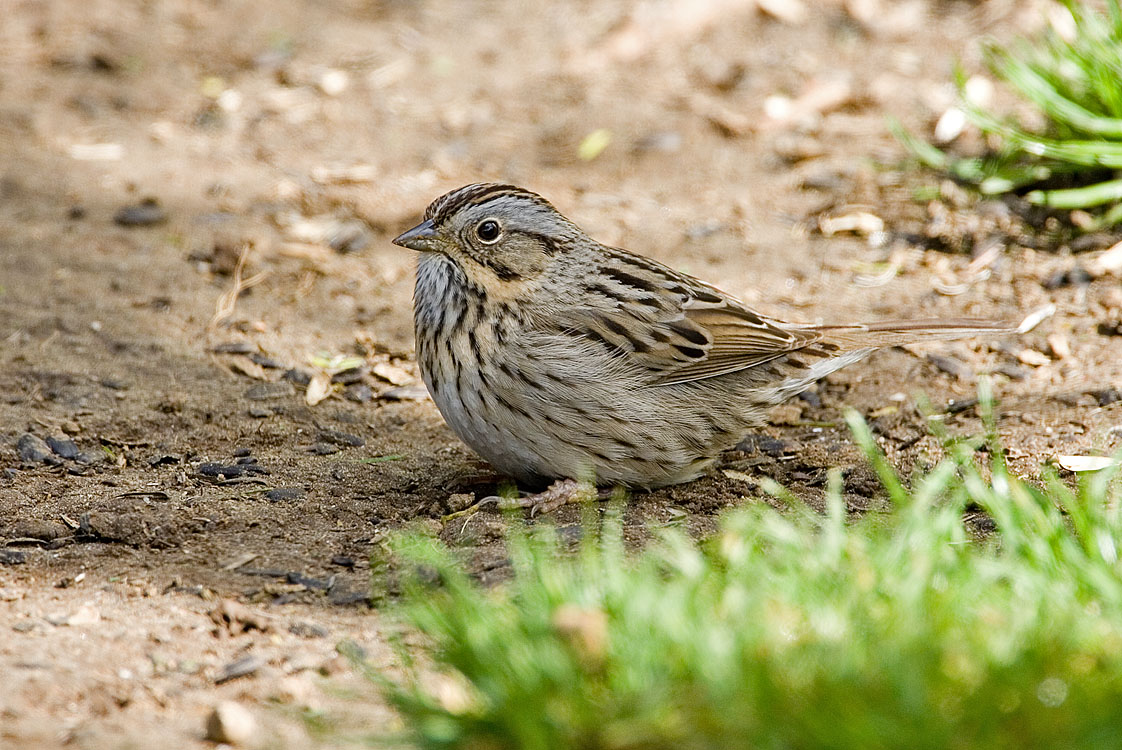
[[392, 219, 438, 252]]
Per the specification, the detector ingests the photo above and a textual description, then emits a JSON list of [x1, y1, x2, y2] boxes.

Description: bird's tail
[[763, 318, 1017, 405], [807, 318, 1019, 349]]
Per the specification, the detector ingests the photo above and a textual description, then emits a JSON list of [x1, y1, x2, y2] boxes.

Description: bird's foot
[[494, 479, 611, 516], [444, 479, 613, 521]]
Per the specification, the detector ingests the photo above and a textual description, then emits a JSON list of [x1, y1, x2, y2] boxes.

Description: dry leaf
[[305, 372, 333, 406], [1046, 333, 1071, 360], [1017, 304, 1056, 334], [228, 358, 268, 380], [762, 76, 853, 128], [372, 362, 412, 386], [1054, 455, 1117, 472]]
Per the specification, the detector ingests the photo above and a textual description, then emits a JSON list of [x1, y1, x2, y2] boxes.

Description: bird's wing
[[541, 248, 829, 386]]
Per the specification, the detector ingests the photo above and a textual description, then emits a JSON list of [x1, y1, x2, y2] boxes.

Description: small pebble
[[289, 621, 329, 638], [796, 389, 822, 408], [328, 220, 371, 254], [10, 520, 67, 541], [244, 382, 295, 400], [329, 589, 370, 607], [0, 549, 27, 565], [927, 353, 974, 381], [1089, 388, 1122, 407], [734, 434, 790, 457], [16, 434, 51, 463], [248, 407, 272, 418], [344, 383, 373, 403], [265, 487, 305, 502], [211, 341, 254, 354], [317, 429, 365, 448], [113, 198, 167, 227], [995, 363, 1029, 380], [380, 384, 430, 401], [205, 701, 259, 746], [198, 462, 247, 478], [1041, 266, 1092, 290], [282, 368, 313, 386], [46, 436, 80, 459], [633, 130, 682, 154], [215, 655, 265, 684], [946, 397, 978, 415], [286, 572, 333, 590], [248, 352, 285, 369], [330, 367, 366, 385], [307, 442, 338, 456]]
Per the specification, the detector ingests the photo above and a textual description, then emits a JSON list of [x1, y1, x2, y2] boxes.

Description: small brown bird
[[394, 183, 1011, 510]]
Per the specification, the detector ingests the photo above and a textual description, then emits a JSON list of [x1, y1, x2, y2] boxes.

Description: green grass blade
[[990, 51, 1122, 137], [1026, 177, 1122, 207]]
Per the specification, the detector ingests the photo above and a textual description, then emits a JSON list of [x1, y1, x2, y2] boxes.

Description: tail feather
[[806, 318, 1017, 349], [762, 317, 1015, 404]]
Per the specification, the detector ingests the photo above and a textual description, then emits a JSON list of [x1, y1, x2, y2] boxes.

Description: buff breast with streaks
[[394, 183, 1014, 493]]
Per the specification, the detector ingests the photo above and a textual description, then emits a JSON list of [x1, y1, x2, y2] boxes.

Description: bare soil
[[2, 1, 1120, 747]]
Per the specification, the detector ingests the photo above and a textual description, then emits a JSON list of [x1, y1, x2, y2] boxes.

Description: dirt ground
[[2, 0, 1121, 747]]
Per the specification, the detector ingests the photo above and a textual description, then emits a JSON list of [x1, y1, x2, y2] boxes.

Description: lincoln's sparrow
[[394, 183, 1011, 505]]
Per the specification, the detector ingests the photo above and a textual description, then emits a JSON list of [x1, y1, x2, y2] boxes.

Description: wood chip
[[372, 362, 412, 386], [763, 76, 853, 128], [1016, 349, 1052, 367], [1088, 241, 1122, 277], [820, 211, 884, 237]]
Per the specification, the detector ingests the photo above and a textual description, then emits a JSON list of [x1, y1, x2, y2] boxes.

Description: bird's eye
[[475, 219, 501, 244]]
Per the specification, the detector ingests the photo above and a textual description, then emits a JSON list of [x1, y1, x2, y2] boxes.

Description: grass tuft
[[897, 0, 1122, 229], [359, 389, 1122, 749]]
